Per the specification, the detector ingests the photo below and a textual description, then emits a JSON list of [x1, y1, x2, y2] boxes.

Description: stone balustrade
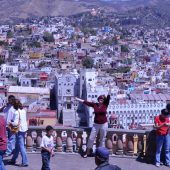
[[26, 126, 150, 158]]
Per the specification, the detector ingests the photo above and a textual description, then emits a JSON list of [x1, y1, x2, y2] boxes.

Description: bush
[[82, 57, 94, 68], [43, 32, 54, 42]]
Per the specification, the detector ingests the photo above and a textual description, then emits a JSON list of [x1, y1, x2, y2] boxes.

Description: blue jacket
[[95, 162, 121, 170]]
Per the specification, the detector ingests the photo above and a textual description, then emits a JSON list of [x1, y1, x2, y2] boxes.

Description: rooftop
[[4, 153, 169, 170]]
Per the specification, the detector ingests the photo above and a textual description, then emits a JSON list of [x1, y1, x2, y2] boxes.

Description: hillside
[[0, 0, 170, 25], [0, 0, 89, 23]]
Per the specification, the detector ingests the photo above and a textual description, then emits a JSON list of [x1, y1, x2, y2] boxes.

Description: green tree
[[121, 45, 129, 53], [43, 32, 54, 43], [0, 41, 8, 46], [29, 41, 41, 48], [0, 58, 5, 65], [12, 45, 23, 53], [7, 31, 13, 38], [82, 57, 94, 68]]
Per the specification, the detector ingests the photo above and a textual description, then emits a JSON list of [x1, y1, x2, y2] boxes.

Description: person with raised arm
[[75, 86, 111, 158]]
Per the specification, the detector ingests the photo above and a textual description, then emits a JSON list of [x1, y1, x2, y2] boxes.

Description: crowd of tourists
[[3, 91, 170, 169]]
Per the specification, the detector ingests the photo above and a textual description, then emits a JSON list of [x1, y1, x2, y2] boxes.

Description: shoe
[[8, 160, 16, 165], [165, 163, 170, 167], [4, 154, 12, 157], [155, 163, 160, 167], [82, 154, 88, 158], [18, 164, 29, 167]]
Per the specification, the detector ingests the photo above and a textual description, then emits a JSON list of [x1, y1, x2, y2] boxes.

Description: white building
[[108, 101, 166, 129], [1, 64, 18, 74], [55, 72, 80, 127]]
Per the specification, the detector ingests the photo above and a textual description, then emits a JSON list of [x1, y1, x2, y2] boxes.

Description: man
[[2, 95, 16, 156], [0, 115, 7, 170], [95, 147, 121, 170]]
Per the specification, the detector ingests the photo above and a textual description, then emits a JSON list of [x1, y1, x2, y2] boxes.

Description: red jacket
[[0, 116, 7, 151], [84, 95, 110, 124], [154, 115, 170, 136]]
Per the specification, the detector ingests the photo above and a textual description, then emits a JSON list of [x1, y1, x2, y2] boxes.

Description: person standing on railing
[[0, 115, 7, 170], [40, 125, 55, 170], [9, 99, 29, 167], [75, 86, 111, 158], [154, 109, 170, 167]]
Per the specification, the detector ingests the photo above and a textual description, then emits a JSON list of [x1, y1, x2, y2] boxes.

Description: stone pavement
[[4, 153, 170, 170]]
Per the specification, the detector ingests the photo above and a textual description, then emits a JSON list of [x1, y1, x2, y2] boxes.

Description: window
[[66, 97, 71, 100], [67, 104, 72, 109], [39, 120, 44, 125]]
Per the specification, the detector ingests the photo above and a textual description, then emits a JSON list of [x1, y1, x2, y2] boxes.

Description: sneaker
[[18, 164, 29, 167], [165, 163, 170, 167], [4, 154, 12, 157], [155, 163, 160, 167]]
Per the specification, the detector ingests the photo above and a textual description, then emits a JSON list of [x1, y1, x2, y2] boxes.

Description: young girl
[[41, 125, 55, 170], [75, 87, 111, 158]]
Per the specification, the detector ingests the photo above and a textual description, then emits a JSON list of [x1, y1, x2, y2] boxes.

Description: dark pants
[[41, 151, 51, 170]]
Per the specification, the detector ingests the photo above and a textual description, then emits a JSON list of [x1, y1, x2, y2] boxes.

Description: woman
[[75, 87, 111, 157], [0, 115, 7, 170], [9, 99, 28, 167]]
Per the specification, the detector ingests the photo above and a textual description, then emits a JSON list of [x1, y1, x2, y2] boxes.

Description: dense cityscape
[[0, 0, 170, 170], [0, 9, 170, 130]]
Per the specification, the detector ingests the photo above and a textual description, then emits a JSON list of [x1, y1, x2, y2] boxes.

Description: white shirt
[[5, 106, 16, 126], [11, 109, 28, 132], [40, 135, 54, 149]]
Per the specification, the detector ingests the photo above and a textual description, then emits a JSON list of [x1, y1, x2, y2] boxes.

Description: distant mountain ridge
[[0, 0, 170, 25]]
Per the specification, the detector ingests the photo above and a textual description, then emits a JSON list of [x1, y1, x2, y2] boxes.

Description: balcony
[[5, 126, 169, 170]]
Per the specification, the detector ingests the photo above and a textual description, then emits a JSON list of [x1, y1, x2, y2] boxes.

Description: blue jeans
[[165, 134, 170, 164], [41, 151, 51, 170], [156, 135, 170, 165], [6, 127, 16, 155], [11, 132, 28, 165], [0, 151, 6, 170]]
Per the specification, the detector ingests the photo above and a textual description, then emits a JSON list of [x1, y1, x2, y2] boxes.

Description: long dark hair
[[13, 99, 23, 110]]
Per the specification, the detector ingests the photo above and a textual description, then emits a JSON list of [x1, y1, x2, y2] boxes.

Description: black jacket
[[95, 162, 121, 170]]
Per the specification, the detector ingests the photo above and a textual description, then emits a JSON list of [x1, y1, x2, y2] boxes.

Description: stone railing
[[26, 126, 151, 158]]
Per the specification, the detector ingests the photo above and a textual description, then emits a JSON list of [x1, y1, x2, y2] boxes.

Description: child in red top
[[154, 109, 170, 167]]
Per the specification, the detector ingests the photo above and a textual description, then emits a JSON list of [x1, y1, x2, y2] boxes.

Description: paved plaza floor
[[4, 153, 170, 170]]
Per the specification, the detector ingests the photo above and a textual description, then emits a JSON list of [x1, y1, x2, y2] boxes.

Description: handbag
[[8, 110, 20, 134]]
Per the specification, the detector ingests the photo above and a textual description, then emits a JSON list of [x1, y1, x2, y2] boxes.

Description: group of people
[[4, 89, 170, 169], [0, 95, 28, 170], [0, 91, 121, 170]]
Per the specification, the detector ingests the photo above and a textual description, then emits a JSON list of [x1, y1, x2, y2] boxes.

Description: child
[[154, 109, 170, 167], [40, 125, 55, 170]]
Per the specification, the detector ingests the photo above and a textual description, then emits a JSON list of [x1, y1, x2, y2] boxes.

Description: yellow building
[[28, 110, 57, 127], [29, 52, 44, 59]]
